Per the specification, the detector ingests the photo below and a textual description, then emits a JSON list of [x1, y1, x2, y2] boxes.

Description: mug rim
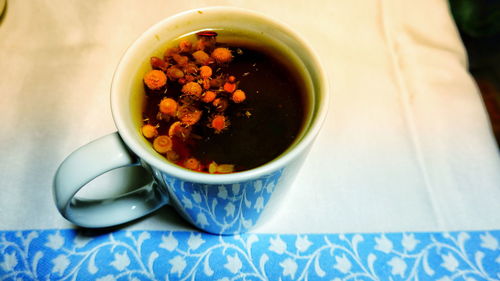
[[111, 6, 329, 184]]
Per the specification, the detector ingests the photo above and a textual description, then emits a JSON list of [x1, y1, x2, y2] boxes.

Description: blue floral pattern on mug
[[1, 230, 499, 280], [161, 169, 283, 234]]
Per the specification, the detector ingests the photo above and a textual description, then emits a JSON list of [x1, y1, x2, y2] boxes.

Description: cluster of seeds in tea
[[141, 31, 306, 173]]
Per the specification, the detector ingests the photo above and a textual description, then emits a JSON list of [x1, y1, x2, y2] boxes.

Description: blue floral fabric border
[[0, 230, 499, 280]]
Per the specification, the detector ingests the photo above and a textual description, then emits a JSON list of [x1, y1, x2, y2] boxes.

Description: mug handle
[[53, 132, 169, 228]]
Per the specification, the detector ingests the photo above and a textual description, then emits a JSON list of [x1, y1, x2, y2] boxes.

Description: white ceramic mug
[[53, 7, 328, 234]]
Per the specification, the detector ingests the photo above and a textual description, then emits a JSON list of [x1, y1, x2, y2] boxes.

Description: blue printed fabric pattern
[[162, 168, 282, 234], [0, 230, 499, 280]]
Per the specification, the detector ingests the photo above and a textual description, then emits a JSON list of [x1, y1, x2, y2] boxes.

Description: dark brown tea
[[140, 31, 308, 173]]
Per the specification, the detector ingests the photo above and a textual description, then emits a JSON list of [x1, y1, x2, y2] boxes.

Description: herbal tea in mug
[[54, 7, 327, 231], [139, 31, 310, 173]]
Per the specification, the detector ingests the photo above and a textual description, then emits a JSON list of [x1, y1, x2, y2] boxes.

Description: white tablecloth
[[1, 0, 499, 233]]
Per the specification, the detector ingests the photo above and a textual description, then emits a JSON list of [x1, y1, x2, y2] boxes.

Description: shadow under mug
[[53, 7, 328, 234]]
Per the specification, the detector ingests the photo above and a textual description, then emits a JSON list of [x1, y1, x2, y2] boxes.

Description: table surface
[[1, 0, 499, 279]]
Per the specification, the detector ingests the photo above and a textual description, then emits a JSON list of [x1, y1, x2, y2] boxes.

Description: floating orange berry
[[166, 150, 180, 162], [179, 40, 192, 53], [211, 114, 228, 133], [150, 57, 168, 71], [228, 75, 236, 83], [164, 47, 179, 59], [208, 161, 218, 174], [211, 47, 232, 63], [181, 82, 202, 97], [195, 32, 217, 51], [212, 98, 228, 112], [168, 121, 181, 137], [202, 78, 210, 90], [194, 40, 208, 51], [168, 121, 192, 139], [177, 105, 202, 125], [144, 70, 167, 90], [232, 89, 246, 103], [141, 124, 158, 139], [159, 98, 178, 116], [153, 135, 173, 154], [223, 82, 236, 93], [172, 54, 188, 66], [201, 91, 216, 103], [166, 66, 184, 80], [184, 157, 200, 170], [210, 78, 224, 88], [192, 50, 211, 65], [216, 164, 235, 174], [184, 63, 198, 74], [199, 66, 212, 79]]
